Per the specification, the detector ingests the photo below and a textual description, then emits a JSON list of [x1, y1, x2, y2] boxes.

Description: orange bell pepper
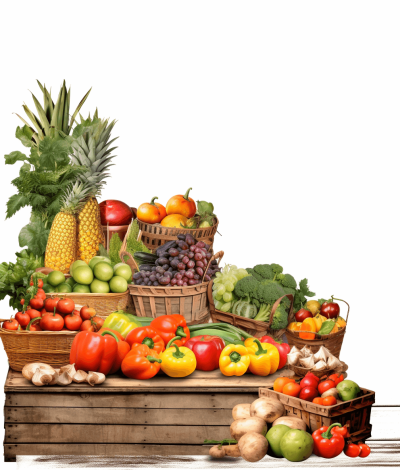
[[299, 317, 317, 340], [288, 322, 302, 332], [150, 314, 190, 347], [125, 326, 165, 354], [121, 344, 162, 379]]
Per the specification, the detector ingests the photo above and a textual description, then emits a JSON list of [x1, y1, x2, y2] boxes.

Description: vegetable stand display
[[3, 367, 291, 462]]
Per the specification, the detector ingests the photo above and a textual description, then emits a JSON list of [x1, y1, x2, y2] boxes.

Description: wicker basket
[[128, 251, 224, 325], [101, 207, 137, 250], [287, 360, 348, 378], [137, 217, 219, 252], [285, 299, 350, 358], [209, 287, 295, 340], [0, 324, 77, 372]]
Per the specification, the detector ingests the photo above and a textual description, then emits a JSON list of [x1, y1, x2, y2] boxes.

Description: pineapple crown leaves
[[60, 181, 94, 215]]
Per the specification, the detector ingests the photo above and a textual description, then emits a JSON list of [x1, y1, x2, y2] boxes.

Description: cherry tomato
[[64, 312, 83, 331], [358, 443, 371, 458], [344, 443, 361, 458], [44, 297, 60, 312], [40, 313, 64, 331], [27, 309, 42, 320], [29, 298, 44, 310], [282, 382, 302, 397], [322, 396, 337, 406], [92, 316, 104, 330], [318, 379, 336, 395], [312, 397, 324, 405], [30, 278, 44, 288], [35, 289, 46, 300], [20, 299, 25, 306], [80, 319, 96, 332], [80, 306, 96, 321], [15, 311, 30, 327], [2, 318, 19, 330], [57, 298, 75, 316]]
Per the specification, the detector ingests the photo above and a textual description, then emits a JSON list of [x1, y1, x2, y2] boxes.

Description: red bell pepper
[[260, 335, 289, 369], [312, 422, 346, 458], [125, 326, 165, 354], [328, 373, 344, 386], [185, 335, 225, 371], [121, 344, 162, 379], [150, 314, 190, 347], [95, 328, 131, 374], [70, 330, 119, 375]]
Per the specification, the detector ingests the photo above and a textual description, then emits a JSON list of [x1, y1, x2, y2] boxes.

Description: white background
[[0, 0, 399, 462]]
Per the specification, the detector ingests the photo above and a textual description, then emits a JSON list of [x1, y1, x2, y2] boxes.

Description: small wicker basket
[[128, 251, 224, 325], [285, 299, 350, 359], [287, 361, 348, 378], [0, 325, 77, 372], [209, 286, 295, 340], [137, 217, 219, 252]]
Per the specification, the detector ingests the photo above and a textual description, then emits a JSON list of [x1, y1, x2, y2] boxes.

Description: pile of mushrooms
[[286, 345, 343, 372], [22, 363, 106, 387]]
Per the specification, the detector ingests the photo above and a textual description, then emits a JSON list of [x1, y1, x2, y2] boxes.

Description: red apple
[[295, 308, 313, 322], [99, 200, 133, 226], [299, 386, 319, 402]]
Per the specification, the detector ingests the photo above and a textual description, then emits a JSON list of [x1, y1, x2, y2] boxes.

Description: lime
[[57, 283, 72, 293], [90, 279, 110, 294], [47, 271, 65, 287], [65, 277, 76, 287], [113, 263, 132, 281], [73, 265, 94, 285], [70, 260, 87, 276], [73, 284, 91, 293], [42, 283, 52, 293], [109, 276, 128, 293], [89, 256, 112, 271], [94, 262, 114, 282]]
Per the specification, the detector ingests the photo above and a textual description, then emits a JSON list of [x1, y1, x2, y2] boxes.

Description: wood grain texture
[[5, 424, 230, 444], [7, 441, 400, 467], [4, 368, 294, 393]]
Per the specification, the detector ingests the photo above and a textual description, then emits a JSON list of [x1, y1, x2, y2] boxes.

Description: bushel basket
[[127, 251, 224, 325], [285, 299, 350, 358], [0, 324, 77, 372], [209, 287, 295, 340]]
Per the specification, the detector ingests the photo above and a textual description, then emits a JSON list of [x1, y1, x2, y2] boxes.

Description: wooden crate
[[259, 386, 374, 442], [3, 367, 294, 461]]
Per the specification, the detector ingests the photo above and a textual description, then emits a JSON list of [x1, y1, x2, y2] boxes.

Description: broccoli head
[[276, 273, 297, 290], [234, 276, 259, 300], [245, 268, 264, 282], [270, 303, 289, 330], [253, 264, 274, 280], [271, 263, 283, 275]]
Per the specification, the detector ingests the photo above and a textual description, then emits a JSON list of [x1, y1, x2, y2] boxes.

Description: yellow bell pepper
[[245, 339, 272, 376], [102, 311, 140, 339], [313, 313, 327, 332], [244, 338, 280, 374], [219, 344, 250, 376], [160, 336, 196, 377]]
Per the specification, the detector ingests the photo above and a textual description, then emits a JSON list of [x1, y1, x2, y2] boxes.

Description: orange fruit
[[313, 397, 324, 405], [282, 382, 302, 397], [273, 377, 296, 393], [299, 317, 317, 340]]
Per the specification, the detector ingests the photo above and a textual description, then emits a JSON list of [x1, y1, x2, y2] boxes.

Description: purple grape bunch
[[133, 234, 221, 287]]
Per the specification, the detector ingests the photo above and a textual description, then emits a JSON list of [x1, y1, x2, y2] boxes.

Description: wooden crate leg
[[4, 455, 16, 462]]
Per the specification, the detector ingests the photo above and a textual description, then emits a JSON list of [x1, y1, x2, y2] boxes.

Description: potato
[[272, 416, 307, 432], [224, 444, 241, 457], [238, 432, 269, 462], [232, 403, 251, 420], [230, 417, 267, 441], [250, 397, 285, 423], [209, 444, 241, 458], [209, 446, 226, 458]]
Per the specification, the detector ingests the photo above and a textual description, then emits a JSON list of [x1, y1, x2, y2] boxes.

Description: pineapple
[[70, 114, 118, 263], [45, 183, 91, 273]]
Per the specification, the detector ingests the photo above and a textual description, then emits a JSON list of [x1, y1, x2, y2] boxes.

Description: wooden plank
[[4, 424, 230, 444], [5, 368, 294, 393], [5, 391, 258, 408], [5, 441, 400, 467], [5, 407, 234, 425]]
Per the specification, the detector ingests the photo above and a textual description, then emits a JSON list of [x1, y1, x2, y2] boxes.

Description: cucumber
[[134, 252, 158, 263], [188, 328, 240, 344]]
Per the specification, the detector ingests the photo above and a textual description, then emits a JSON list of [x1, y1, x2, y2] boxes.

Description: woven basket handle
[[267, 294, 294, 329], [202, 251, 224, 282], [119, 221, 139, 272]]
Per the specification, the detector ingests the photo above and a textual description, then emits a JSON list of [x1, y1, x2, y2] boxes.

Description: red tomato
[[27, 318, 42, 331], [322, 396, 337, 406], [35, 289, 46, 300], [318, 379, 336, 395], [80, 306, 96, 321], [358, 443, 371, 458], [20, 299, 25, 306], [29, 298, 44, 310], [57, 298, 75, 315], [312, 397, 324, 405], [320, 301, 340, 319], [64, 312, 83, 331], [27, 309, 42, 320], [72, 309, 81, 317], [30, 278, 44, 288], [282, 382, 302, 397], [44, 297, 60, 312], [299, 386, 319, 402], [80, 319, 96, 332], [295, 308, 313, 322], [15, 311, 30, 327], [92, 316, 104, 330], [300, 373, 320, 389], [2, 318, 19, 330], [40, 313, 64, 331], [344, 443, 361, 458]]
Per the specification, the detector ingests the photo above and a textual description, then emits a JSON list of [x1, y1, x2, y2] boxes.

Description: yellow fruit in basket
[[160, 214, 188, 228], [336, 316, 347, 328], [313, 313, 327, 332], [76, 197, 105, 264], [306, 300, 321, 315]]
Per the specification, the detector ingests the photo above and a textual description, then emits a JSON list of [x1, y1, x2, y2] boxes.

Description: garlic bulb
[[73, 370, 88, 383], [87, 371, 106, 387], [327, 355, 342, 369], [287, 352, 301, 366], [49, 369, 60, 385], [22, 363, 55, 381], [56, 370, 73, 386], [289, 346, 300, 355], [312, 360, 327, 371], [60, 363, 76, 378], [300, 355, 315, 369], [314, 346, 330, 363], [300, 346, 313, 357], [31, 368, 55, 386]]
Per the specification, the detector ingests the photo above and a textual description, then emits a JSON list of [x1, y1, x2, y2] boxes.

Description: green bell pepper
[[102, 311, 140, 338]]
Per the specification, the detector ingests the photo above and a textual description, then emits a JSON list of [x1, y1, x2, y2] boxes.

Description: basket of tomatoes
[[285, 297, 349, 359], [0, 285, 104, 371], [135, 189, 219, 251]]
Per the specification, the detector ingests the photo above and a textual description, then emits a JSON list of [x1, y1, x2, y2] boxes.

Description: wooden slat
[[4, 424, 230, 444], [4, 441, 400, 467], [5, 391, 258, 408], [5, 407, 234, 425], [5, 368, 293, 393]]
